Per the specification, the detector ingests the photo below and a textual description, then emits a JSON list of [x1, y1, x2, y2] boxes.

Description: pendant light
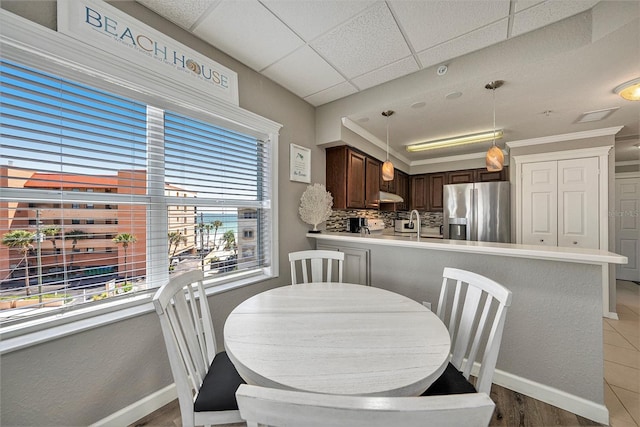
[[485, 80, 504, 172], [381, 110, 394, 181]]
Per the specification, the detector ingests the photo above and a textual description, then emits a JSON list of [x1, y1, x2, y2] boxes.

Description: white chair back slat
[[438, 267, 512, 394], [436, 275, 449, 321], [236, 385, 495, 427], [184, 284, 207, 366], [461, 295, 493, 378], [288, 250, 345, 284], [451, 285, 483, 368], [476, 303, 510, 394], [447, 279, 464, 342]]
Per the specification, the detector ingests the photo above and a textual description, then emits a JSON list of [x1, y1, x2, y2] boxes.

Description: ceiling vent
[[575, 107, 619, 123]]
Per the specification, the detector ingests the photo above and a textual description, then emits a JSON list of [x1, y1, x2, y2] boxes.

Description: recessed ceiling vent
[[575, 107, 619, 123]]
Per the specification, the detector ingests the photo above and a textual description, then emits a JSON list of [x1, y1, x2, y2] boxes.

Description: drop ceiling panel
[[311, 2, 411, 79], [511, 0, 600, 36], [352, 56, 420, 90], [417, 20, 509, 69], [304, 81, 359, 106], [262, 46, 346, 98], [391, 0, 510, 52], [192, 0, 304, 72], [262, 0, 376, 41], [136, 0, 214, 30]]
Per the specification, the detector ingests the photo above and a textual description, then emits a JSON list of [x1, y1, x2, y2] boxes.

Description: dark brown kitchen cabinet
[[365, 157, 381, 208], [325, 146, 380, 209], [410, 174, 428, 210], [476, 166, 508, 182], [427, 173, 446, 211], [395, 170, 409, 211], [447, 170, 475, 184]]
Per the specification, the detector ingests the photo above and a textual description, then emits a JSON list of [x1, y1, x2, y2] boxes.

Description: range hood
[[379, 191, 404, 203]]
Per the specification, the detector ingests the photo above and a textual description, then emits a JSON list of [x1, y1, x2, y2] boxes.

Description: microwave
[[394, 219, 418, 233]]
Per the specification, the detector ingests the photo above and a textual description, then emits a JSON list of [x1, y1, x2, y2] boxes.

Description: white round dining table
[[223, 282, 451, 396]]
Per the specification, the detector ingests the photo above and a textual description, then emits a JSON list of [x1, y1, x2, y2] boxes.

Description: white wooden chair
[[423, 267, 512, 396], [288, 249, 344, 284], [152, 270, 244, 427], [236, 384, 495, 427]]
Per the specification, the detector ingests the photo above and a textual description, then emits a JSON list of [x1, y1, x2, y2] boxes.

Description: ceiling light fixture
[[485, 80, 504, 172], [405, 129, 503, 152], [614, 77, 640, 101], [381, 110, 394, 181]]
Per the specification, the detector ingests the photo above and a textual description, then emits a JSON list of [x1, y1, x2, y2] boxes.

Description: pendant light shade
[[486, 145, 504, 172], [485, 81, 504, 172], [381, 110, 394, 181], [382, 160, 394, 181]]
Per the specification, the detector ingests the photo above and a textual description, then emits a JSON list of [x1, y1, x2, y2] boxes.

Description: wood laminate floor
[[131, 280, 639, 427]]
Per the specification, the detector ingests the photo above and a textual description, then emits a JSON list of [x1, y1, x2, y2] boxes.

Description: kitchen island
[[308, 231, 627, 425]]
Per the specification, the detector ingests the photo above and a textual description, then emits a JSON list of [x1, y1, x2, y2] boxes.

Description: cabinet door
[[347, 150, 366, 209], [316, 244, 370, 286], [365, 158, 381, 208], [447, 170, 474, 184], [396, 171, 409, 211], [522, 161, 558, 246], [428, 173, 446, 211], [325, 146, 347, 209], [557, 157, 599, 249], [411, 175, 428, 210], [476, 167, 507, 182]]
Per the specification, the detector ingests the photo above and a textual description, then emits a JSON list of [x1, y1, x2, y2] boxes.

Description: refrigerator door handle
[[469, 188, 476, 241]]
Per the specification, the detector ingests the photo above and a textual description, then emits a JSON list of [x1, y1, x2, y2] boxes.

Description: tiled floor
[[604, 280, 640, 427]]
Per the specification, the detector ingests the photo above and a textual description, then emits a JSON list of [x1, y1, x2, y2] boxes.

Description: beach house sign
[[57, 0, 239, 105]]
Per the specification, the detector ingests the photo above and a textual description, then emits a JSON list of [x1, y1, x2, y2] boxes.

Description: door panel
[[616, 178, 640, 281], [557, 158, 599, 249], [522, 161, 557, 246]]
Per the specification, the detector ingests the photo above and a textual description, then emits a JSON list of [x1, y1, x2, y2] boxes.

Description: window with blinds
[[0, 59, 273, 324]]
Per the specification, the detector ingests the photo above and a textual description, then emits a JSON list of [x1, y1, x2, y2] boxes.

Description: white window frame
[[0, 10, 281, 353]]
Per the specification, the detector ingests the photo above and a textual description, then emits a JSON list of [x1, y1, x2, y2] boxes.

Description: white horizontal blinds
[[164, 111, 271, 277], [0, 59, 148, 317]]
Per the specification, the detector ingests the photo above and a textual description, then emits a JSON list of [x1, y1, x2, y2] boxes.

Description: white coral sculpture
[[299, 183, 333, 232]]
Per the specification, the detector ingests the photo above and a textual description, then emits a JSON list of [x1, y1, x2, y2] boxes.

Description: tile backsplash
[[326, 209, 443, 232]]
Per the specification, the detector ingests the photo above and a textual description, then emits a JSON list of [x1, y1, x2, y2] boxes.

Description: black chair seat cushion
[[194, 351, 245, 412], [421, 362, 477, 396]]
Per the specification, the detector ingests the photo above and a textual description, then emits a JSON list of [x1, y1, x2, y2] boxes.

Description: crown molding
[[506, 126, 623, 149]]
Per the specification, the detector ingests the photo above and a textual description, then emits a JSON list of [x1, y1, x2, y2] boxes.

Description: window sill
[[0, 270, 269, 355]]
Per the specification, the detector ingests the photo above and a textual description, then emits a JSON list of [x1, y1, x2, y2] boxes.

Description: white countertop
[[309, 231, 627, 265]]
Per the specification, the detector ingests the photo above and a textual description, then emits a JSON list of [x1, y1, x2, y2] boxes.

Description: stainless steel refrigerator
[[443, 182, 510, 243]]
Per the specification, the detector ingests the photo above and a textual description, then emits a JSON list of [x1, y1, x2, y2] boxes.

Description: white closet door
[[557, 157, 599, 249], [522, 161, 558, 246], [616, 177, 640, 281]]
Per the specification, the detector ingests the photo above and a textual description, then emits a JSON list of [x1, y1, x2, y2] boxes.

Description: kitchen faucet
[[409, 209, 421, 241]]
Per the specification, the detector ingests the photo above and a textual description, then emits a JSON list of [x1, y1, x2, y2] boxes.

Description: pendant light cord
[[386, 115, 390, 160], [492, 87, 496, 147]]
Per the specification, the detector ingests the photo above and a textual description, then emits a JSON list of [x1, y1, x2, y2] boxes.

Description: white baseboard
[[487, 368, 610, 425], [605, 311, 619, 320], [90, 384, 177, 427]]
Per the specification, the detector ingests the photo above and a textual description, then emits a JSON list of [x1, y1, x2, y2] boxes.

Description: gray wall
[[0, 2, 320, 425]]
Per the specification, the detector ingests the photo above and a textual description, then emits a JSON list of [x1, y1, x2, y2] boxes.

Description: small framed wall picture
[[290, 143, 311, 183]]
